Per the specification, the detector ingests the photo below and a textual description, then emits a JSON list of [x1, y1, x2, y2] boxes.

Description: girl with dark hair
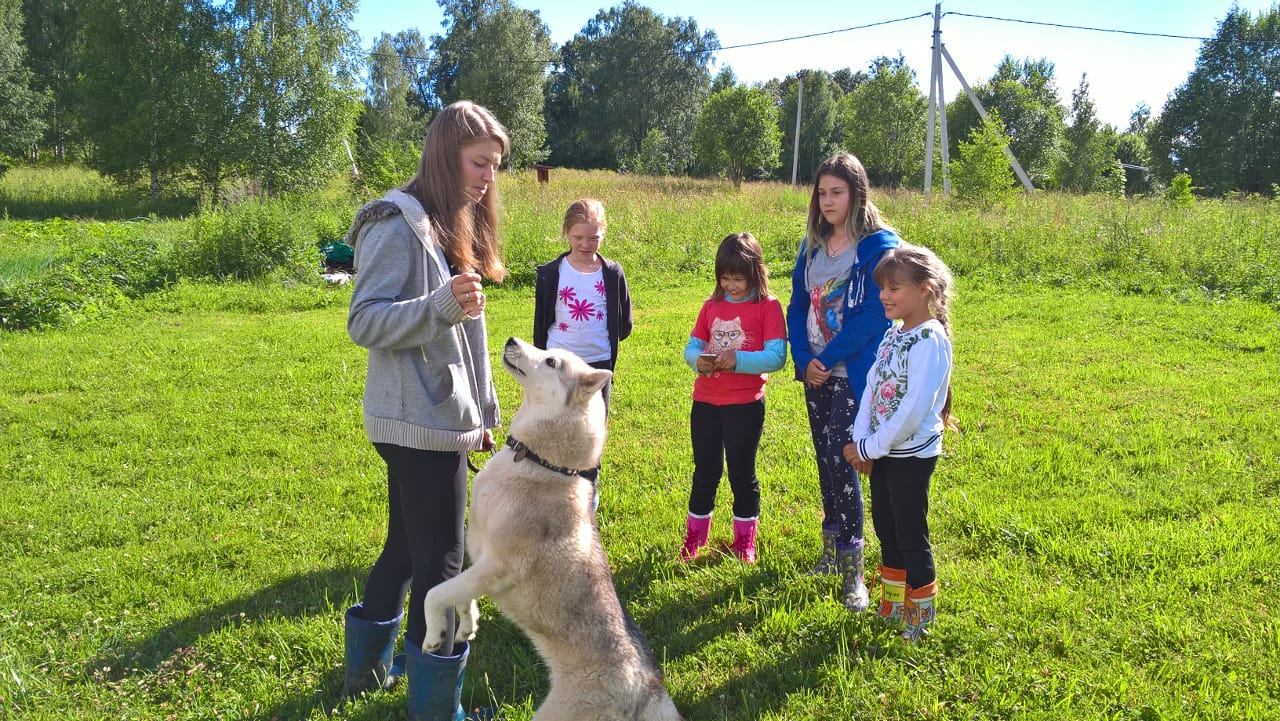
[[678, 232, 786, 564]]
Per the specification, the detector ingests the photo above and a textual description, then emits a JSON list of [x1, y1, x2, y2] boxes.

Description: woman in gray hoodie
[[340, 101, 507, 721]]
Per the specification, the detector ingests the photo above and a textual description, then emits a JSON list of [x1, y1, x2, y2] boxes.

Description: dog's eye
[[544, 358, 557, 368]]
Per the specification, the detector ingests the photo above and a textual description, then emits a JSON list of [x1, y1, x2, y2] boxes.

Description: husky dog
[[423, 337, 683, 721]]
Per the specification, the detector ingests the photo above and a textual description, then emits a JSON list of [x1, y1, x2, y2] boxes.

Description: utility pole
[[923, 1, 1033, 196], [791, 70, 806, 185], [924, 2, 949, 197]]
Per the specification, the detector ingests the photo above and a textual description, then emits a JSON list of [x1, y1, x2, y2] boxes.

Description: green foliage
[[362, 33, 426, 145], [949, 113, 1017, 208], [777, 70, 841, 184], [841, 55, 927, 188], [352, 136, 419, 198], [0, 219, 174, 331], [627, 128, 673, 176], [18, 0, 82, 161], [431, 0, 553, 170], [1148, 6, 1280, 195], [1114, 131, 1154, 197], [693, 84, 781, 187], [1100, 159, 1127, 198], [1165, 172, 1196, 207], [947, 56, 1064, 187], [546, 3, 717, 171], [228, 0, 363, 197], [1056, 75, 1114, 193], [76, 0, 213, 199], [0, 165, 195, 219], [0, 0, 49, 156]]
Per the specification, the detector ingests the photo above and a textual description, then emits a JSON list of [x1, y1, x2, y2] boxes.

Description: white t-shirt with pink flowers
[[545, 258, 611, 363], [851, 319, 952, 460]]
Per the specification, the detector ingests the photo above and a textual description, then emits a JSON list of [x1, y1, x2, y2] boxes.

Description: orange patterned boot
[[877, 566, 907, 624], [902, 581, 937, 642]]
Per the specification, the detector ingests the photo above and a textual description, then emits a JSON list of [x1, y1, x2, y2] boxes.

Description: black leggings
[[360, 443, 467, 652], [687, 399, 765, 519], [868, 454, 937, 588]]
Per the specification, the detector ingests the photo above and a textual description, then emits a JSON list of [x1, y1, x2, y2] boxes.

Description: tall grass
[[0, 165, 195, 220]]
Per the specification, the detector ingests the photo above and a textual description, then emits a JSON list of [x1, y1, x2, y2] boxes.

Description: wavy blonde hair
[[873, 243, 958, 430]]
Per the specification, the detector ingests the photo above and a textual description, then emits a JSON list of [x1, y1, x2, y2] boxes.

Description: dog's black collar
[[505, 435, 583, 477]]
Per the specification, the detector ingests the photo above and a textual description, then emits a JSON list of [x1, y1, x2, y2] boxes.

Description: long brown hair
[[803, 152, 890, 256], [403, 101, 509, 281], [709, 232, 770, 303]]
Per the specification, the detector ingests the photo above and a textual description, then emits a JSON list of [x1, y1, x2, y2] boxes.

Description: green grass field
[[1, 171, 1278, 719]]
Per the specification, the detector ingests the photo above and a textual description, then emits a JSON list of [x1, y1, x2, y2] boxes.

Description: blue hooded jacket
[[786, 228, 901, 396]]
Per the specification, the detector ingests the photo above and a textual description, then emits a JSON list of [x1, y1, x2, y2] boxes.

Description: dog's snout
[[506, 337, 518, 351]]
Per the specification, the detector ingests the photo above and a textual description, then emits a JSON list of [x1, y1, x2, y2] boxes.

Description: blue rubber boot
[[405, 639, 469, 721], [342, 603, 402, 697]]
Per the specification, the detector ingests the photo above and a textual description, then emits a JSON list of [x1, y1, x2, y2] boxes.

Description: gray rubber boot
[[836, 541, 871, 612]]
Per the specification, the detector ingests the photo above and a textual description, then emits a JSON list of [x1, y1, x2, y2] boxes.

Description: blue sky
[[351, 1, 1275, 128]]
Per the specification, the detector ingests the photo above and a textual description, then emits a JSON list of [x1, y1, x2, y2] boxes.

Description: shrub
[[950, 113, 1017, 208], [177, 201, 320, 281], [1165, 173, 1195, 207]]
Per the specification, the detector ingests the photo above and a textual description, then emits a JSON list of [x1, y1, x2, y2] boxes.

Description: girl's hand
[[804, 359, 830, 388], [714, 349, 736, 371], [481, 428, 496, 451], [842, 443, 873, 475], [696, 354, 717, 373], [451, 272, 485, 315]]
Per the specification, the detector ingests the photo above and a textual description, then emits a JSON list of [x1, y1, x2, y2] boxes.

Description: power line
[[364, 12, 934, 68], [715, 13, 932, 51], [943, 11, 1210, 41]]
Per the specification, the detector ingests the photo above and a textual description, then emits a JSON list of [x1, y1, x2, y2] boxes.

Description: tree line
[[2, 0, 1277, 202]]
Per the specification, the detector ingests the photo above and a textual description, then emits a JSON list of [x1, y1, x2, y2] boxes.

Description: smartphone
[[699, 352, 718, 360]]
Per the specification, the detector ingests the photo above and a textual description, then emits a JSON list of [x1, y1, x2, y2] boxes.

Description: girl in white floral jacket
[[843, 244, 955, 642]]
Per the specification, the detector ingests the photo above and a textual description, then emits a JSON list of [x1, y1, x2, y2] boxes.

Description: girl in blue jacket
[[786, 152, 900, 611]]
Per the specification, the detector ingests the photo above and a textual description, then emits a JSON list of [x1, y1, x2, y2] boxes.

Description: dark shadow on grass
[[607, 545, 886, 720]]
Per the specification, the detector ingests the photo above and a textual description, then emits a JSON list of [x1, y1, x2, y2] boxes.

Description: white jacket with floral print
[[851, 319, 952, 460]]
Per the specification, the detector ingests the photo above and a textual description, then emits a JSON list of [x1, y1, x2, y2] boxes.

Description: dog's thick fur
[[423, 337, 682, 721]]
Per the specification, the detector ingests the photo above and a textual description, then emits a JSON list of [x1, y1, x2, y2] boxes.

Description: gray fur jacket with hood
[[345, 188, 500, 452]]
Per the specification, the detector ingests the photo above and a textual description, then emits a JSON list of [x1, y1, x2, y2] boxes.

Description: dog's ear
[[572, 368, 612, 405]]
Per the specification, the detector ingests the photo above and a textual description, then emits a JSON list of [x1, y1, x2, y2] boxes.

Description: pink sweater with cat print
[[690, 297, 787, 405]]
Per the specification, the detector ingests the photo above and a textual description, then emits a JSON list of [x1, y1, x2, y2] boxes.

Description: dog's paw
[[421, 625, 448, 653], [456, 599, 479, 642]]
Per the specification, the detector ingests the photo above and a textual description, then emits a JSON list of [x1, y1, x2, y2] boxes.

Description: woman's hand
[[451, 272, 485, 315], [804, 358, 830, 388], [481, 429, 495, 451], [714, 349, 736, 371]]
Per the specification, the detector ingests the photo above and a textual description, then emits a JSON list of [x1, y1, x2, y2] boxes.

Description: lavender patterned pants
[[804, 375, 865, 545]]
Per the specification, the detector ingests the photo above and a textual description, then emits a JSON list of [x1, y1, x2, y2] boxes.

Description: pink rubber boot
[[730, 517, 758, 564], [679, 513, 711, 562]]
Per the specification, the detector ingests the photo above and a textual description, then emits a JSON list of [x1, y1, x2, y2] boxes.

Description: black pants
[[360, 443, 466, 652], [688, 399, 765, 519], [581, 358, 614, 485], [868, 454, 937, 588]]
